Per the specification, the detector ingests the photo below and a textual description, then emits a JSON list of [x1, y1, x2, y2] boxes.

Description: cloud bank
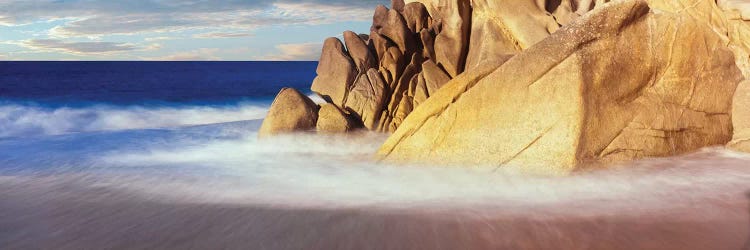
[[21, 39, 139, 54], [0, 0, 388, 60], [263, 43, 322, 61]]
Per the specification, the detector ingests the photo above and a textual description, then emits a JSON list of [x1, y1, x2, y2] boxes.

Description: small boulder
[[259, 88, 319, 137], [317, 103, 360, 133]]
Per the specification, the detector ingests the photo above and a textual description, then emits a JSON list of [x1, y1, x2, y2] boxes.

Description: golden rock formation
[[261, 0, 750, 172]]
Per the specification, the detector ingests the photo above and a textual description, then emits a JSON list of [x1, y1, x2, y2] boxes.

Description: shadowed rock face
[[263, 0, 750, 171], [259, 88, 319, 137], [431, 0, 471, 78]]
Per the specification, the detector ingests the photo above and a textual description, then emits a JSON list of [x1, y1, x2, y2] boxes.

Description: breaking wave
[[0, 101, 270, 138]]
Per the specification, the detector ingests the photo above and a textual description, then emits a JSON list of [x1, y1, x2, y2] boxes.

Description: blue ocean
[[0, 61, 316, 138], [1, 62, 749, 249]]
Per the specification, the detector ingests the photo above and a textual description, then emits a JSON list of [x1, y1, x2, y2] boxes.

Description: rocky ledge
[[260, 0, 750, 174]]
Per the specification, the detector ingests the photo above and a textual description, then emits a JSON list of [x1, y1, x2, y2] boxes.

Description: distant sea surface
[[1, 61, 750, 249], [0, 61, 317, 106]]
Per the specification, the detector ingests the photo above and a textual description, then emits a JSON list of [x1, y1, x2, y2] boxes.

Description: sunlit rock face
[[263, 0, 750, 172], [379, 0, 747, 174]]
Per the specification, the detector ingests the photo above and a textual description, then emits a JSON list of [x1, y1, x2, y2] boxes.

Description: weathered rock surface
[[403, 2, 431, 33], [730, 80, 750, 152], [310, 37, 357, 106], [345, 69, 388, 130], [317, 103, 359, 133], [719, 0, 750, 21], [259, 88, 319, 137], [420, 61, 450, 96], [464, 0, 561, 71], [378, 0, 745, 174]]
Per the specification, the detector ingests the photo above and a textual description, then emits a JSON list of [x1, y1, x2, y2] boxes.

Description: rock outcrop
[[303, 0, 461, 133], [263, 0, 750, 172], [378, 0, 746, 174], [259, 88, 319, 137]]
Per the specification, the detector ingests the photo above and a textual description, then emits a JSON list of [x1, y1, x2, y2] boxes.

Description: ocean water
[[2, 62, 750, 249]]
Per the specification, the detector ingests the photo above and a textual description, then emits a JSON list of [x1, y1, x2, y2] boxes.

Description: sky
[[0, 0, 390, 61]]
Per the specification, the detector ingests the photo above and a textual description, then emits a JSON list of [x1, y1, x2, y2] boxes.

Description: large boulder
[[310, 37, 357, 106], [378, 0, 744, 174], [259, 88, 319, 137]]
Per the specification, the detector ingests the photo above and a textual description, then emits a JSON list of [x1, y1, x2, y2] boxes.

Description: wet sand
[[1, 174, 748, 250]]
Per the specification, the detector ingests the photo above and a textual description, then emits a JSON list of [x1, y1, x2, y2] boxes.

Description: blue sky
[[0, 0, 389, 60]]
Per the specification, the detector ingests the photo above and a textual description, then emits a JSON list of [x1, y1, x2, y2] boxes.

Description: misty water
[[2, 62, 750, 249]]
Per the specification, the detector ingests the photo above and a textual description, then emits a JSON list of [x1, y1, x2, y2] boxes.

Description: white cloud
[[20, 39, 139, 54], [0, 0, 389, 60], [140, 48, 222, 61], [193, 32, 255, 39], [261, 42, 322, 61], [144, 36, 176, 42]]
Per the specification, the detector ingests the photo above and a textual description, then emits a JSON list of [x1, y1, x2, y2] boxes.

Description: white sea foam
[[94, 126, 750, 216], [0, 102, 269, 138]]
